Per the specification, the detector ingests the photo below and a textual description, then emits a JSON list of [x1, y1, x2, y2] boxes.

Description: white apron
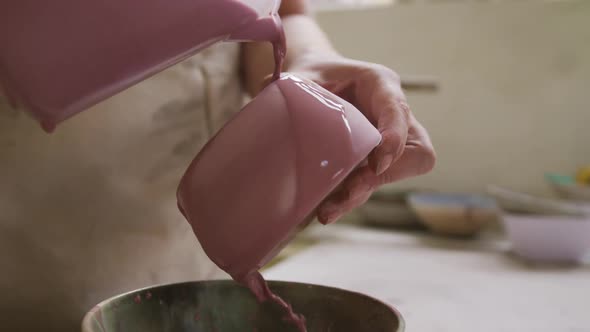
[[0, 43, 244, 332]]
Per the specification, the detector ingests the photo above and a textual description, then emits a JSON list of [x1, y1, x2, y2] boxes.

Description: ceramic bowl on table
[[359, 190, 422, 228], [359, 200, 421, 228], [502, 213, 590, 263], [407, 192, 499, 237], [82, 280, 405, 332]]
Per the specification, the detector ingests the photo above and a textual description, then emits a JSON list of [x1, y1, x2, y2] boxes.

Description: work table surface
[[266, 225, 590, 331]]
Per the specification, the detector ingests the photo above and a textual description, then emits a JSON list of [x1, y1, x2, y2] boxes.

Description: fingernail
[[325, 215, 339, 225], [376, 154, 394, 175], [318, 203, 340, 225], [321, 202, 339, 217], [320, 213, 339, 225]]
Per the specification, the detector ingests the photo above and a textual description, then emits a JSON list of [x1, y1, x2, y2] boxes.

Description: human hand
[[288, 54, 436, 224]]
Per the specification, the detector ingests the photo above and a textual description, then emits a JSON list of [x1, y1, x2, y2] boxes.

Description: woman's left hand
[[289, 54, 436, 224]]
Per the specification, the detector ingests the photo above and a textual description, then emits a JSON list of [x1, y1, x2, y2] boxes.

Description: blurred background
[[301, 0, 590, 233], [271, 0, 590, 279], [316, 0, 589, 195]]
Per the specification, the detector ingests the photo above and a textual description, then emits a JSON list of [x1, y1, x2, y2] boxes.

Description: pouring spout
[[228, 11, 286, 80], [227, 12, 283, 43]]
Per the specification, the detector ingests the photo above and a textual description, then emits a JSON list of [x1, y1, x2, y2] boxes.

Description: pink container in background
[[502, 213, 590, 263], [177, 74, 382, 279]]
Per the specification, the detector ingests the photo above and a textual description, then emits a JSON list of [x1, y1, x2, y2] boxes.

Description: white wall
[[316, 0, 590, 196]]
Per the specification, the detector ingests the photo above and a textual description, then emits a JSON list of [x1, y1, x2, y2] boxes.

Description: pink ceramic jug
[[177, 74, 382, 279], [0, 0, 282, 131]]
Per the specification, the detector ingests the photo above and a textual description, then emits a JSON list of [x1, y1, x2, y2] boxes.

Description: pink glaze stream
[[1, 1, 380, 330], [239, 271, 307, 332], [2, 0, 306, 328]]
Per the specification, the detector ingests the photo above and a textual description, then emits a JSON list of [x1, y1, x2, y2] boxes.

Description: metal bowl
[[82, 280, 404, 332]]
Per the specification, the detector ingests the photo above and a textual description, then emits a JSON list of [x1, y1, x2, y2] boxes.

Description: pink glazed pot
[[177, 74, 381, 279]]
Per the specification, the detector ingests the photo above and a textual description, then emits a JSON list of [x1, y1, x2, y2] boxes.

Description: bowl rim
[[82, 279, 405, 332], [407, 192, 498, 207]]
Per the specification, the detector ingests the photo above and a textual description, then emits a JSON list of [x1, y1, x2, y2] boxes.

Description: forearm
[[241, 0, 338, 96]]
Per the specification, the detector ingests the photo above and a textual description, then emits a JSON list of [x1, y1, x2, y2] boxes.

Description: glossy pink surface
[[0, 0, 282, 130], [177, 73, 381, 280]]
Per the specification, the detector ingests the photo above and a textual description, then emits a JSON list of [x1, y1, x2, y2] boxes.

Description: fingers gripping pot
[[177, 74, 381, 279]]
